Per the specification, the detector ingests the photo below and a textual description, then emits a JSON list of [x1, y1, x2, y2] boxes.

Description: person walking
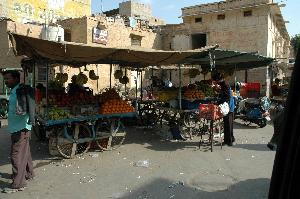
[[1, 70, 35, 193], [212, 72, 235, 146]]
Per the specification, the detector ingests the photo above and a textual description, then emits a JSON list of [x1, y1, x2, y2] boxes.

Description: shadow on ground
[[233, 121, 259, 130], [232, 144, 270, 152], [116, 178, 270, 199]]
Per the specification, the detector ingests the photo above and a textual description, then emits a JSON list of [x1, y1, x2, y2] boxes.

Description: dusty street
[[0, 119, 275, 199]]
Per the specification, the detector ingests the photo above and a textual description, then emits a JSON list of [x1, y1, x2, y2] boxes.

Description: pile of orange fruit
[[99, 99, 135, 114], [184, 89, 205, 100]]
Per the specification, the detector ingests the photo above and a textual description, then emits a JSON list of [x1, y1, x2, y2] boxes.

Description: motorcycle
[[234, 96, 271, 128]]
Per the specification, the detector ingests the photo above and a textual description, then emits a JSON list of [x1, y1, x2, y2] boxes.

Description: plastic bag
[[219, 102, 229, 116]]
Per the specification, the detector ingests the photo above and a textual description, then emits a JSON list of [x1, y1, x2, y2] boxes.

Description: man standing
[[1, 70, 35, 193]]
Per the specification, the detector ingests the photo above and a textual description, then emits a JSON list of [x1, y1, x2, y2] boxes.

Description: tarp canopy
[[8, 33, 215, 68], [184, 49, 274, 71], [9, 33, 273, 71]]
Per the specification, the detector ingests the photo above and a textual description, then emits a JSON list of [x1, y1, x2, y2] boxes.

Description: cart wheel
[[56, 124, 91, 159], [95, 119, 126, 151], [0, 99, 8, 119]]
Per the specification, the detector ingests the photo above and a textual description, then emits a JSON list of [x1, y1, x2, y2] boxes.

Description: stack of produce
[[98, 88, 134, 114], [47, 108, 71, 120], [157, 90, 178, 102], [195, 81, 215, 98], [48, 92, 97, 107], [99, 99, 134, 114], [184, 89, 205, 100]]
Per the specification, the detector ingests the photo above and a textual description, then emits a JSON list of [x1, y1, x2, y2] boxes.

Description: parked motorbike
[[234, 96, 271, 128]]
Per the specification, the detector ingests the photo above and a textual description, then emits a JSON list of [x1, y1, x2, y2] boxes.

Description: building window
[[244, 10, 252, 17], [217, 14, 225, 20], [195, 17, 202, 23], [131, 35, 142, 47]]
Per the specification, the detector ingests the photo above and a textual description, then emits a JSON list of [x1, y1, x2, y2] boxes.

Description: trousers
[[223, 112, 235, 144], [10, 130, 34, 189]]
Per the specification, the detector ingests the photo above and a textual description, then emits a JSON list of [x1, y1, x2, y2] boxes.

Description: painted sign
[[92, 27, 108, 45]]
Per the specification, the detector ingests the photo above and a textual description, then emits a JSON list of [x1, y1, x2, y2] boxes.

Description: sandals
[[2, 186, 27, 193]]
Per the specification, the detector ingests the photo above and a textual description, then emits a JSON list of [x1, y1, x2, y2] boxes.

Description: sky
[[91, 0, 299, 37]]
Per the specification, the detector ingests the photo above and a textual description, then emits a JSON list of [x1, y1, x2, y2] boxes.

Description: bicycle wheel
[[95, 119, 126, 151], [183, 112, 198, 128], [56, 124, 91, 158]]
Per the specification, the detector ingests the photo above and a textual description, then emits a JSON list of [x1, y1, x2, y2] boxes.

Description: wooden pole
[[109, 63, 112, 89], [140, 70, 143, 101]]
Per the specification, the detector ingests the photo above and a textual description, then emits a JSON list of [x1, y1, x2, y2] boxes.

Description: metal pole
[[46, 61, 49, 117], [109, 63, 112, 89], [178, 64, 182, 110]]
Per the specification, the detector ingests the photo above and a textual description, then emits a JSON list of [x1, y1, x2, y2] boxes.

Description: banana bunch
[[114, 70, 123, 79], [47, 108, 70, 120], [119, 76, 129, 84], [56, 73, 68, 83], [71, 73, 88, 86], [49, 80, 63, 89], [89, 70, 99, 80]]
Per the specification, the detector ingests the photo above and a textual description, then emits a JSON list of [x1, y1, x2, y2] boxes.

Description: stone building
[[161, 0, 290, 96], [0, 0, 91, 24], [103, 0, 165, 27]]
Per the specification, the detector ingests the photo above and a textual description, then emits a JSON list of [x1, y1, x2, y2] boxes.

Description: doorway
[[191, 34, 207, 49]]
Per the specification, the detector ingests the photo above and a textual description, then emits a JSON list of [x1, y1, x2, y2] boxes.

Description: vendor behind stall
[[212, 72, 235, 146], [271, 78, 282, 97]]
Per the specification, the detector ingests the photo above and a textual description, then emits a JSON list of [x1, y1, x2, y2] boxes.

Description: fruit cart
[[34, 85, 137, 158], [144, 65, 221, 142]]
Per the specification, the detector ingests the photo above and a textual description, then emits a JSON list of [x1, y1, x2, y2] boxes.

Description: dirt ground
[[0, 119, 275, 199]]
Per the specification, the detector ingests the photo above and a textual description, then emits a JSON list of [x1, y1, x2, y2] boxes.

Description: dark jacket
[[16, 84, 36, 125], [218, 81, 235, 112]]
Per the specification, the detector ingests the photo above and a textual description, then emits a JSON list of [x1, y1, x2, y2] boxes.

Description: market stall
[[9, 33, 216, 157], [143, 66, 224, 152]]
